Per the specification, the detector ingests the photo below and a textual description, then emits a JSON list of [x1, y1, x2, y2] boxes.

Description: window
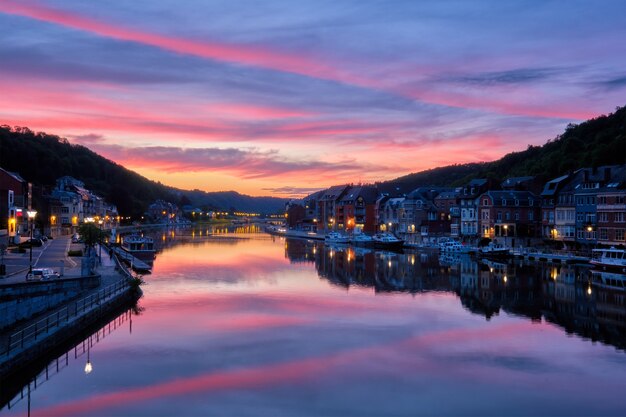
[[599, 212, 609, 222], [617, 196, 625, 204], [515, 212, 520, 221], [502, 199, 507, 206], [505, 212, 511, 221], [483, 199, 489, 206], [529, 199, 534, 206], [515, 199, 519, 206], [482, 210, 489, 220], [497, 211, 502, 221], [61, 207, 69, 214], [616, 229, 625, 241], [598, 196, 607, 204], [528, 211, 534, 221], [577, 212, 584, 222], [616, 212, 625, 223], [599, 228, 608, 240]]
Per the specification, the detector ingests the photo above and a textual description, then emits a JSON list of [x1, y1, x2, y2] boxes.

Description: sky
[[1, 0, 625, 197]]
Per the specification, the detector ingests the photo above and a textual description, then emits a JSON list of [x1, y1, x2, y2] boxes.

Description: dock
[[510, 248, 590, 264], [109, 247, 152, 272]]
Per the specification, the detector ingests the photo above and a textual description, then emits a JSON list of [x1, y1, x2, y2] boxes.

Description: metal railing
[[5, 278, 130, 357]]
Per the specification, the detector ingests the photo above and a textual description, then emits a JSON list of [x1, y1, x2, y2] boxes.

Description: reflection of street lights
[[27, 210, 37, 275], [84, 338, 93, 374]]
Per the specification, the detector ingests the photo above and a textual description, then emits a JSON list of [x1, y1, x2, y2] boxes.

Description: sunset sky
[[1, 0, 625, 197]]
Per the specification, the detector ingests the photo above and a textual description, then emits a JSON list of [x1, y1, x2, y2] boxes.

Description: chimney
[[604, 167, 612, 182]]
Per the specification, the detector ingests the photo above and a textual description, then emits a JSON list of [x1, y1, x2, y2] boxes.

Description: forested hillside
[[0, 126, 288, 216], [378, 106, 626, 194]]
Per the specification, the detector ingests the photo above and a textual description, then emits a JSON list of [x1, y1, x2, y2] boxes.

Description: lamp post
[[98, 219, 104, 263], [26, 210, 37, 275]]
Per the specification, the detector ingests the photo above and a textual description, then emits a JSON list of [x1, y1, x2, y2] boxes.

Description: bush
[[68, 249, 83, 257]]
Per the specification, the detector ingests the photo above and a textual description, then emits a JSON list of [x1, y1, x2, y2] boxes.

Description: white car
[[26, 268, 60, 281]]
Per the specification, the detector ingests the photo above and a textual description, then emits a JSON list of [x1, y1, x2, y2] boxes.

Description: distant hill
[[182, 189, 288, 214], [0, 126, 288, 216], [378, 105, 626, 194]]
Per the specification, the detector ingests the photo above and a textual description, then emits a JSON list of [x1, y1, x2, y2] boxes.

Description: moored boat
[[372, 232, 404, 249], [439, 240, 477, 254], [352, 233, 374, 246], [121, 234, 156, 260], [590, 247, 626, 272], [477, 242, 511, 258], [325, 231, 351, 244]]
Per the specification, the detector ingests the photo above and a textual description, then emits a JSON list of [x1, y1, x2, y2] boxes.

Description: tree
[[78, 223, 108, 255]]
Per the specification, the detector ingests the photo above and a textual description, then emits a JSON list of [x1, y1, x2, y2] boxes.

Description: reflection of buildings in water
[[282, 239, 626, 351]]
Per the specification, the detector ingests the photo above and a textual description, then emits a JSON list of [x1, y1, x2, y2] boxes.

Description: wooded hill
[[0, 126, 288, 217], [378, 105, 626, 194]]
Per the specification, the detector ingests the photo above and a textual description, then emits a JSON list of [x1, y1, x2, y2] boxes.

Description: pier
[[510, 248, 590, 264], [109, 246, 152, 272]]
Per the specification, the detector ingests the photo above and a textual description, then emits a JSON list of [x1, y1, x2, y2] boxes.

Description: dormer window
[[515, 199, 519, 206], [502, 199, 506, 206]]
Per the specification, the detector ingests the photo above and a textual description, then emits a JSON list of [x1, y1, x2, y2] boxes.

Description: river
[[3, 226, 626, 416]]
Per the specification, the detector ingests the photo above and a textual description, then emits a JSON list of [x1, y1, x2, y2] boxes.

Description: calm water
[[3, 227, 626, 416]]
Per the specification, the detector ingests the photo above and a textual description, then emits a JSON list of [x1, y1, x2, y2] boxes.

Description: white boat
[[439, 240, 476, 254], [478, 242, 510, 258], [121, 234, 156, 260], [372, 232, 404, 249], [352, 233, 374, 246], [325, 232, 351, 244], [590, 247, 626, 272]]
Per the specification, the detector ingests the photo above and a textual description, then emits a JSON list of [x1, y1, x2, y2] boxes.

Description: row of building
[[285, 165, 626, 248], [1, 168, 120, 243]]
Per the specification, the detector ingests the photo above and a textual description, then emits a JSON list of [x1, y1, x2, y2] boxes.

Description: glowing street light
[[26, 210, 37, 275]]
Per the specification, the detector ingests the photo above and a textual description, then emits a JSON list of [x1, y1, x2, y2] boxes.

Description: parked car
[[71, 234, 81, 243], [26, 268, 60, 281], [19, 238, 44, 248]]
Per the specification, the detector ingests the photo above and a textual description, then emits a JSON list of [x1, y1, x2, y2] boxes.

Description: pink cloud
[[0, 1, 597, 120]]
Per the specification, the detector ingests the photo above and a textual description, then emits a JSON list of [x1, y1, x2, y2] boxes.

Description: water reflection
[[284, 238, 626, 350], [5, 231, 625, 416], [1, 304, 139, 414]]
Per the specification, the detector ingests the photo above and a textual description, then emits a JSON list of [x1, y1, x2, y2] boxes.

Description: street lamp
[[98, 219, 104, 263], [26, 210, 37, 275]]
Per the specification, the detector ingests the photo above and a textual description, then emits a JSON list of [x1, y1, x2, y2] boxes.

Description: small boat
[[372, 232, 404, 249], [352, 233, 374, 246], [439, 240, 476, 254], [121, 234, 156, 260], [478, 242, 510, 258], [325, 231, 351, 244], [590, 247, 626, 272]]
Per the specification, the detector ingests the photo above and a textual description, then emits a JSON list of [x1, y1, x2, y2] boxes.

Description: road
[[0, 236, 82, 284]]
